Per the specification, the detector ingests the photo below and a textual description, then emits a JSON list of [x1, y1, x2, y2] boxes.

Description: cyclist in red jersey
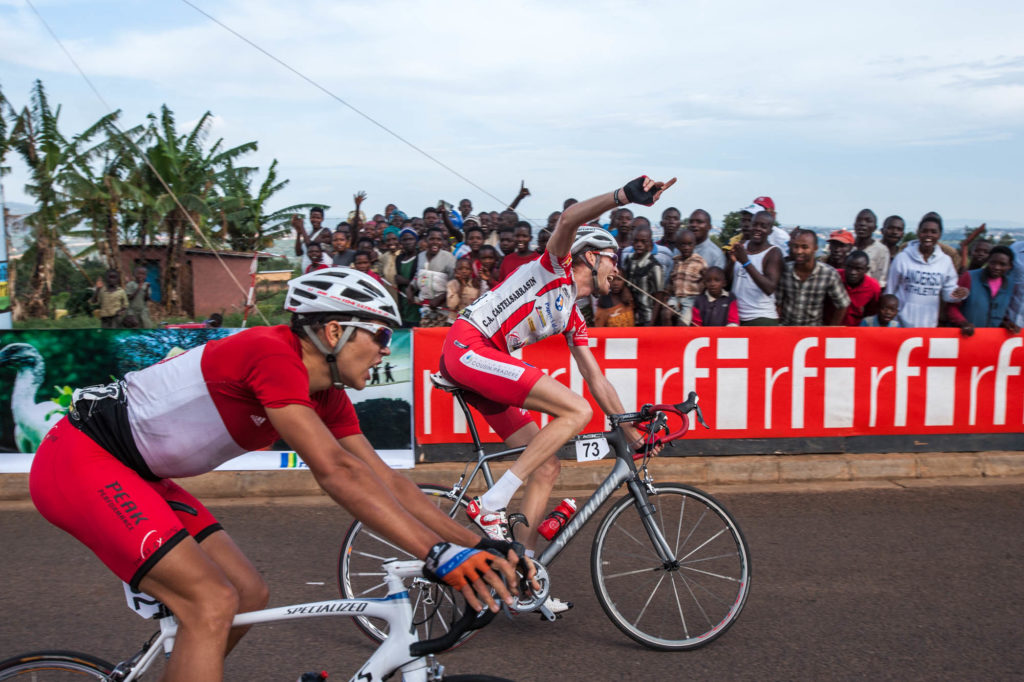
[[438, 176, 676, 608], [30, 268, 529, 682]]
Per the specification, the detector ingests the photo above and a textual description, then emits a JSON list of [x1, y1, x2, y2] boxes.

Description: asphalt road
[[1, 482, 1022, 681]]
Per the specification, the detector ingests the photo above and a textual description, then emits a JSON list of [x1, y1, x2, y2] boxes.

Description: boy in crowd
[[477, 245, 501, 287], [688, 209, 726, 269], [331, 229, 356, 266], [823, 230, 855, 269], [852, 209, 891, 287], [304, 243, 330, 273], [691, 267, 739, 327], [860, 294, 902, 327], [497, 222, 537, 282], [881, 215, 905, 259], [838, 250, 881, 326], [496, 225, 516, 259], [664, 228, 706, 325], [947, 245, 1019, 336], [621, 225, 666, 326]]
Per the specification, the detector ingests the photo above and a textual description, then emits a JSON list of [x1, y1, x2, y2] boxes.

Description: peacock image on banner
[[0, 328, 413, 470]]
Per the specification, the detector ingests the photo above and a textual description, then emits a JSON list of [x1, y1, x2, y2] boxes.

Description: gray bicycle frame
[[443, 390, 679, 568]]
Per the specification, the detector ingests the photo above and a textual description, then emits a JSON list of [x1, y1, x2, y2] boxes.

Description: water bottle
[[538, 498, 577, 540], [296, 672, 328, 682]]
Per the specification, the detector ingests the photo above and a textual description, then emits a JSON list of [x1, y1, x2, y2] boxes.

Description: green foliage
[[353, 398, 412, 449], [4, 80, 319, 322], [713, 211, 744, 247]]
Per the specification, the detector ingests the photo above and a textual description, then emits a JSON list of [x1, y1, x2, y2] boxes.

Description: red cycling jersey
[[31, 325, 362, 588]]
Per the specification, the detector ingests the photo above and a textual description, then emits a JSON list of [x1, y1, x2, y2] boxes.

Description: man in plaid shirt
[[777, 229, 850, 326]]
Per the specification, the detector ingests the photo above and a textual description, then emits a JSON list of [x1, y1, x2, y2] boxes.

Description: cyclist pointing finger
[[438, 175, 676, 611]]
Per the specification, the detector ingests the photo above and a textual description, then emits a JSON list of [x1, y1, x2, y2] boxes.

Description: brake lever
[[694, 404, 710, 430]]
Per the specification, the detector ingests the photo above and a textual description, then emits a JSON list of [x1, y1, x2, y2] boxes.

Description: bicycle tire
[[591, 483, 752, 651], [338, 484, 473, 644], [0, 651, 114, 680]]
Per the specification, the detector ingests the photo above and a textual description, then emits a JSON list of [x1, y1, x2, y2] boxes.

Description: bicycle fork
[[625, 477, 679, 564]]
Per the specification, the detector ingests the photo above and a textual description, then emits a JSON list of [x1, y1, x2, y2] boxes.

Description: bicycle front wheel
[[591, 483, 751, 650], [338, 484, 472, 644], [0, 651, 114, 680]]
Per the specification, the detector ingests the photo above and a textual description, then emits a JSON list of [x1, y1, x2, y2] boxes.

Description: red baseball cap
[[753, 196, 775, 213], [828, 229, 855, 245]]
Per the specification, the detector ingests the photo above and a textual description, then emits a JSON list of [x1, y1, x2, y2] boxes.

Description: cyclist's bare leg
[[503, 422, 560, 551], [511, 374, 591, 480], [486, 375, 590, 548], [138, 537, 240, 682], [200, 530, 270, 653]]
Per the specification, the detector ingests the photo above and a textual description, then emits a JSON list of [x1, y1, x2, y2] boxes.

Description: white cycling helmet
[[570, 226, 617, 256], [286, 267, 399, 389], [286, 267, 400, 325]]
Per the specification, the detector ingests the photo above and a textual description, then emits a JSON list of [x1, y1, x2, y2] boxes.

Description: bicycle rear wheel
[[338, 484, 473, 644], [591, 483, 751, 650], [0, 651, 114, 680]]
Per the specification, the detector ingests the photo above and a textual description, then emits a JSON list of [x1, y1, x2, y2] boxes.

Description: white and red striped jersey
[[123, 326, 361, 478], [460, 249, 589, 353]]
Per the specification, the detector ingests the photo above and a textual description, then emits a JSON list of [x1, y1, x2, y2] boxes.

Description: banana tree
[[136, 105, 256, 315], [61, 116, 147, 276], [7, 80, 77, 318], [212, 158, 322, 252]]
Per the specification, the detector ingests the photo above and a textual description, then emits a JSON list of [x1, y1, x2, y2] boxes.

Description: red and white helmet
[[285, 267, 400, 325]]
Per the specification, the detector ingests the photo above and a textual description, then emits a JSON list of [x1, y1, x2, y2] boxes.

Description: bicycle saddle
[[429, 372, 461, 393]]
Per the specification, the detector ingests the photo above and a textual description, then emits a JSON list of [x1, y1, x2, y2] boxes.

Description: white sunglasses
[[334, 321, 393, 348]]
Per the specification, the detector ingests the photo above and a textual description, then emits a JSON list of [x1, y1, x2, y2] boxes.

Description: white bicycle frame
[[119, 560, 451, 682]]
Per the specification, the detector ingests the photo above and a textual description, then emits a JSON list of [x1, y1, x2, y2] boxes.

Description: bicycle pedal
[[537, 604, 557, 622]]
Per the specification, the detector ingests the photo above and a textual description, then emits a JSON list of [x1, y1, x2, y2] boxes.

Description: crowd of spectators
[[292, 188, 1024, 335]]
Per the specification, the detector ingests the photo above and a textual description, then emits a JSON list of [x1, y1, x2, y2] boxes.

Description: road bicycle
[[0, 558, 514, 681], [339, 376, 752, 651]]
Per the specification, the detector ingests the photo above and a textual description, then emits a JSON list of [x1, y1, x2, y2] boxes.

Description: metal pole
[[0, 180, 13, 329]]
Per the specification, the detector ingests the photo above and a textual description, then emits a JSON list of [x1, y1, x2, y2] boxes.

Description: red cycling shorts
[[30, 417, 222, 589], [439, 319, 541, 440]]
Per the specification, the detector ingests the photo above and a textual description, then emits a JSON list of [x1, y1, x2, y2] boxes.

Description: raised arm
[[292, 215, 308, 256], [508, 180, 531, 211], [349, 192, 367, 246], [547, 175, 677, 259]]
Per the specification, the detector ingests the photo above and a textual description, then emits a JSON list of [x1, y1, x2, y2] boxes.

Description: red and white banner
[[413, 327, 1024, 443]]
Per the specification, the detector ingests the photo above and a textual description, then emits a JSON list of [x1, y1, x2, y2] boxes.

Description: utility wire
[[24, 0, 271, 324], [179, 0, 513, 210]]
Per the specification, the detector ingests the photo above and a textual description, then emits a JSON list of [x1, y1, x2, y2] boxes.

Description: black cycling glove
[[621, 175, 658, 206]]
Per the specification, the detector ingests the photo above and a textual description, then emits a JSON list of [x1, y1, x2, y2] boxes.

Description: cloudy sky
[[2, 0, 1023, 233]]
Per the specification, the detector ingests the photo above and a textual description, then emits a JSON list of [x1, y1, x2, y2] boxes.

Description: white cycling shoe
[[542, 596, 573, 615]]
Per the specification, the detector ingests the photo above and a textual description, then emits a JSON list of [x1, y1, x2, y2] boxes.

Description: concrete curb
[[4, 451, 1022, 502]]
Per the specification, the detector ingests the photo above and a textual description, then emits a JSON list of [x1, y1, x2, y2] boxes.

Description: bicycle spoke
[[356, 531, 410, 558], [678, 508, 707, 555], [669, 567, 690, 639], [602, 566, 661, 580], [677, 571, 713, 627], [679, 527, 726, 563], [611, 519, 659, 553], [352, 579, 389, 597], [632, 571, 668, 628], [680, 564, 743, 583]]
